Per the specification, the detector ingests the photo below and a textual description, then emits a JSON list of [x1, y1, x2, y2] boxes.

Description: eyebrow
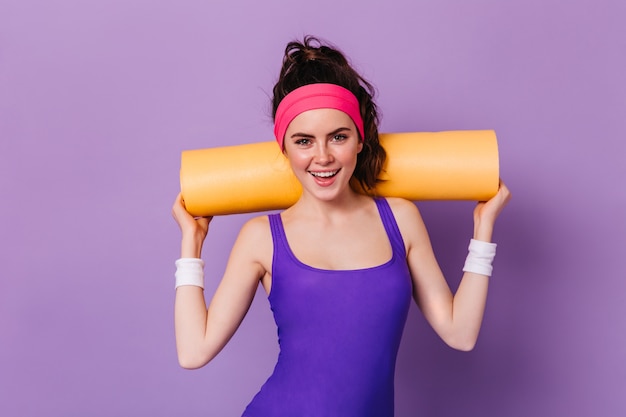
[[289, 127, 352, 139]]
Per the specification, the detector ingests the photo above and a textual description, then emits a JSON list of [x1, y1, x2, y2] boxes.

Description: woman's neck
[[284, 188, 372, 223]]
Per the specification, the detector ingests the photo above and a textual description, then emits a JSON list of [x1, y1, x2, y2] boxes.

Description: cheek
[[285, 151, 309, 170], [344, 144, 362, 164]]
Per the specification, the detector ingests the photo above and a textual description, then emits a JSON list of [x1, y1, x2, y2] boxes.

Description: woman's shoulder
[[238, 214, 272, 242], [383, 197, 421, 219], [383, 197, 427, 245], [231, 215, 273, 272]]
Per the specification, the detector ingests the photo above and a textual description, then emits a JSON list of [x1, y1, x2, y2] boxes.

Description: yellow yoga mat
[[180, 130, 499, 216]]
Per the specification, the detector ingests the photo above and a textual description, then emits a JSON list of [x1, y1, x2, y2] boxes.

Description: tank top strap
[[268, 213, 288, 263], [374, 198, 407, 258]]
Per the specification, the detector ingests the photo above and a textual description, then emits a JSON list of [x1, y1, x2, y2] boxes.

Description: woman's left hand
[[473, 180, 511, 241]]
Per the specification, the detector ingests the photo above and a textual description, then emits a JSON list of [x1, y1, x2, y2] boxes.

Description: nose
[[314, 142, 334, 165]]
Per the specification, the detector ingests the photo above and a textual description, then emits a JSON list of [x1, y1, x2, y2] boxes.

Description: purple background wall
[[1, 0, 624, 416]]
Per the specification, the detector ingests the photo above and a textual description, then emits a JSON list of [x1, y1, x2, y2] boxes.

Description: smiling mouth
[[309, 169, 339, 178]]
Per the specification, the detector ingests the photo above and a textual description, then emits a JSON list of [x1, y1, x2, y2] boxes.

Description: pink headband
[[273, 83, 365, 149]]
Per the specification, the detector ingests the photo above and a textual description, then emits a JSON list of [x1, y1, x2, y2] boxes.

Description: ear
[[356, 141, 363, 154]]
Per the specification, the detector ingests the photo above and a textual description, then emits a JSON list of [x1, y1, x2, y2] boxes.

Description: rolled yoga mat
[[180, 130, 499, 217]]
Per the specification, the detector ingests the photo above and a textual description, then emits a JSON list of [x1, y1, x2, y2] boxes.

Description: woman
[[172, 36, 511, 417]]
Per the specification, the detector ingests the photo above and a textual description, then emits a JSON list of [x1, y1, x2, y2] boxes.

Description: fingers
[[172, 192, 184, 211], [473, 179, 511, 224], [495, 180, 512, 204], [172, 193, 213, 231], [195, 216, 211, 230], [172, 193, 187, 221]]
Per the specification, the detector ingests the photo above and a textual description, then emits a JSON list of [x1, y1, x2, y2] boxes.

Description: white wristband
[[175, 258, 205, 289], [462, 239, 497, 277]]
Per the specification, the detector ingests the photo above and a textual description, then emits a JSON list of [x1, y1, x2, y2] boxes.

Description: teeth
[[310, 170, 338, 178]]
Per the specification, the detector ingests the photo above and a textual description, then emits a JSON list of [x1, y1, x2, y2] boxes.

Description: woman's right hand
[[172, 193, 212, 258]]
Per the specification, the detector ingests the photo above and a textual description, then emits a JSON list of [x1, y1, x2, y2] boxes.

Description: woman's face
[[283, 108, 363, 202]]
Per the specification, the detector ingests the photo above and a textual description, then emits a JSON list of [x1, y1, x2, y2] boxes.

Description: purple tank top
[[242, 198, 412, 417]]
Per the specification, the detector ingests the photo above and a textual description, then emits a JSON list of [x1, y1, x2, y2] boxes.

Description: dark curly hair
[[272, 36, 385, 192]]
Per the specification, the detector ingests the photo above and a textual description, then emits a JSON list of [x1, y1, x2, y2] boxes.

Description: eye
[[294, 138, 312, 146], [331, 134, 348, 142]]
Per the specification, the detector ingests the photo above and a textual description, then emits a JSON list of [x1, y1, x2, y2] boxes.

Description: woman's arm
[[171, 194, 271, 369], [391, 182, 511, 351]]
